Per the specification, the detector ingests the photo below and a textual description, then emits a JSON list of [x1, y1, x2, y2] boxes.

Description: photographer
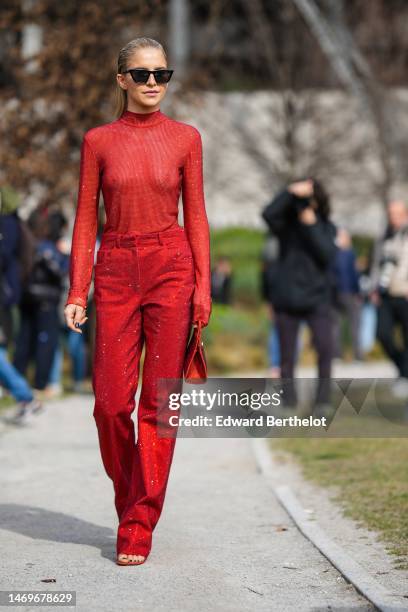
[[261, 179, 337, 415]]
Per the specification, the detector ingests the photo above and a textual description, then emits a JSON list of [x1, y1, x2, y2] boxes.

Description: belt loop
[[115, 235, 121, 248], [157, 231, 164, 245]]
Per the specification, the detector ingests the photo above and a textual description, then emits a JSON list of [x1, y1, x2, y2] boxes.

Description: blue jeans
[[67, 329, 86, 382], [47, 338, 63, 385], [267, 324, 281, 368], [359, 302, 377, 355], [0, 346, 33, 402], [47, 328, 86, 385]]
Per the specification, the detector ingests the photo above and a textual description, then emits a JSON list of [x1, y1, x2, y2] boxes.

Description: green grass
[[203, 302, 270, 373], [210, 226, 266, 306], [272, 437, 408, 569]]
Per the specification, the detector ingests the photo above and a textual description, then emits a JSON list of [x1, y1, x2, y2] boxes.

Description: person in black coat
[[261, 178, 337, 413]]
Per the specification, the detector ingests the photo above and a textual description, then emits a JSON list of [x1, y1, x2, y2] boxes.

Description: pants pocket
[[165, 239, 193, 261]]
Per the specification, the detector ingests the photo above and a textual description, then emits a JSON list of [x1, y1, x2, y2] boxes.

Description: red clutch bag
[[183, 321, 208, 383]]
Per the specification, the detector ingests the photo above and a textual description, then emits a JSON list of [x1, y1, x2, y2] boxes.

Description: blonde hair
[[114, 37, 168, 119]]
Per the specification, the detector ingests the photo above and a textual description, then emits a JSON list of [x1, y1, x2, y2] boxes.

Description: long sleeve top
[[65, 108, 212, 324]]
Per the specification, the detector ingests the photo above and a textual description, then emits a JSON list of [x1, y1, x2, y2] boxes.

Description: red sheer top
[[65, 108, 212, 324]]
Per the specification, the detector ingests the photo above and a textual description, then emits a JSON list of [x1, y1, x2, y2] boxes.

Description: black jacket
[[261, 189, 337, 313], [22, 239, 69, 306]]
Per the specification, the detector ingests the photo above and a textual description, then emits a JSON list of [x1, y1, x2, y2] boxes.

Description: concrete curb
[[251, 437, 408, 612]]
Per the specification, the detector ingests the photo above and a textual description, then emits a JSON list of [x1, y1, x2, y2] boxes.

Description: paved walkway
[[232, 359, 397, 380], [0, 391, 376, 612]]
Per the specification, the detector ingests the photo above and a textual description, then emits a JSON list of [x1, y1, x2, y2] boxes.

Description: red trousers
[[91, 225, 195, 558]]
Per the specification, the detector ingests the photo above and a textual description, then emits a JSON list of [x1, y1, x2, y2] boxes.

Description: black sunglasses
[[122, 68, 174, 84]]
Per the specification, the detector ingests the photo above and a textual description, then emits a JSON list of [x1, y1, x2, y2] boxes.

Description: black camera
[[293, 195, 312, 212]]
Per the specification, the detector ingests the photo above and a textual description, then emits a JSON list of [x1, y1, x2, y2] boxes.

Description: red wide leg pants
[[91, 226, 195, 558]]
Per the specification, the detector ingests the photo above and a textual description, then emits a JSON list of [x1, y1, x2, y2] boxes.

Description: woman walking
[[64, 37, 212, 566]]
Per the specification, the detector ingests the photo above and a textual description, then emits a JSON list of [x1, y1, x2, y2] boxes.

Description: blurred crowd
[[0, 185, 102, 423]]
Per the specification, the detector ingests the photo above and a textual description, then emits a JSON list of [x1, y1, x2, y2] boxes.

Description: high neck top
[[118, 108, 167, 127], [65, 109, 212, 325]]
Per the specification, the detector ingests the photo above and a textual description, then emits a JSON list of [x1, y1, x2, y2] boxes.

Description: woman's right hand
[[288, 179, 314, 199], [64, 304, 88, 333]]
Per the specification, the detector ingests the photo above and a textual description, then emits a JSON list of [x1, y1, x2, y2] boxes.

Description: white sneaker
[[391, 377, 408, 399], [9, 399, 44, 425]]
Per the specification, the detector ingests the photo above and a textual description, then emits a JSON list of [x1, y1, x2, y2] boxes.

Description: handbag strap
[[193, 320, 203, 342], [197, 320, 204, 345]]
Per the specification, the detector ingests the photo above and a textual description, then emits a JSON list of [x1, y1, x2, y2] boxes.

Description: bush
[[210, 227, 266, 306]]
